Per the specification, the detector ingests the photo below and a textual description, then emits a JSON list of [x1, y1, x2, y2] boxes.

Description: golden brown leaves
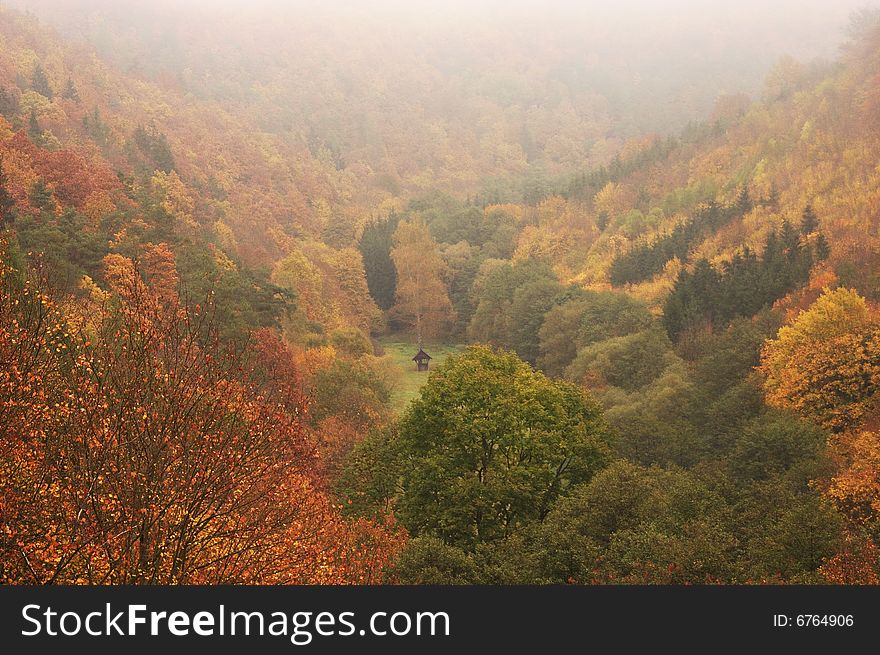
[[0, 244, 403, 585], [759, 288, 880, 432]]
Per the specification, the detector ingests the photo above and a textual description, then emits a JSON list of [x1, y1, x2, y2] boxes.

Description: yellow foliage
[[484, 203, 524, 223], [213, 220, 239, 253], [760, 288, 880, 432], [82, 190, 116, 227], [390, 219, 455, 340], [312, 197, 333, 229], [827, 430, 880, 524], [375, 196, 404, 217], [151, 170, 197, 230], [78, 275, 111, 304], [211, 245, 238, 272], [593, 181, 626, 218], [299, 345, 338, 377], [273, 241, 381, 336], [18, 90, 53, 116]]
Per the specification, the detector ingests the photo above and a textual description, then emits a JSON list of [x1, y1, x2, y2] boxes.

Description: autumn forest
[[2, 0, 880, 586]]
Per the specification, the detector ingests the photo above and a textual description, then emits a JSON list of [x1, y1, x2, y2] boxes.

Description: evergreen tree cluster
[[133, 125, 176, 173], [608, 192, 762, 286], [358, 212, 400, 310], [0, 87, 18, 120], [83, 108, 110, 148], [31, 64, 53, 100], [663, 206, 828, 341], [564, 136, 679, 204], [469, 134, 681, 210], [27, 110, 44, 147], [62, 78, 79, 102]]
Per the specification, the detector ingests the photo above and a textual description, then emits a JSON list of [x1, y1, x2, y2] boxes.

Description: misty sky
[[6, 0, 879, 138], [9, 0, 875, 54]]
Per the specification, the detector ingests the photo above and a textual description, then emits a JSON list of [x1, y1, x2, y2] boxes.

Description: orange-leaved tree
[[759, 287, 880, 433], [0, 241, 402, 584]]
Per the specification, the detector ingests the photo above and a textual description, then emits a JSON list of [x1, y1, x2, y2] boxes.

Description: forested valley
[[2, 1, 880, 584]]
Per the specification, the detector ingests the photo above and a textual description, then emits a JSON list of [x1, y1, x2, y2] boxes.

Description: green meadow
[[377, 337, 463, 413]]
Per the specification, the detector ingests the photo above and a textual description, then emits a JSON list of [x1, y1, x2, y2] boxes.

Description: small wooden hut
[[412, 348, 432, 372]]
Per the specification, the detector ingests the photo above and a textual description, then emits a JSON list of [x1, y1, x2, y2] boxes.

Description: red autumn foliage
[[0, 131, 123, 216], [820, 532, 880, 585], [32, 146, 122, 208]]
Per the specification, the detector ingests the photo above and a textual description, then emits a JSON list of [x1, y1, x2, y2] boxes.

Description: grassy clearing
[[377, 336, 463, 413]]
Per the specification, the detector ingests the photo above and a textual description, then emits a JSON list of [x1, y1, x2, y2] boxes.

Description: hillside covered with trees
[[2, 1, 880, 584]]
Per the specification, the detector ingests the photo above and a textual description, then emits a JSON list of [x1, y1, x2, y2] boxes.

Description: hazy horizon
[[7, 0, 876, 123]]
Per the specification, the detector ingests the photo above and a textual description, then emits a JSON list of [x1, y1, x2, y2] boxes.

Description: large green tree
[[395, 346, 612, 549], [467, 258, 558, 352], [506, 278, 564, 365], [538, 291, 653, 377]]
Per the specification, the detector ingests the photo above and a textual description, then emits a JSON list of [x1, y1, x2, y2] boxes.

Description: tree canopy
[[395, 346, 613, 549]]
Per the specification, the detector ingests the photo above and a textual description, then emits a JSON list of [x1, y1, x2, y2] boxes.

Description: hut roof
[[412, 348, 432, 362]]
